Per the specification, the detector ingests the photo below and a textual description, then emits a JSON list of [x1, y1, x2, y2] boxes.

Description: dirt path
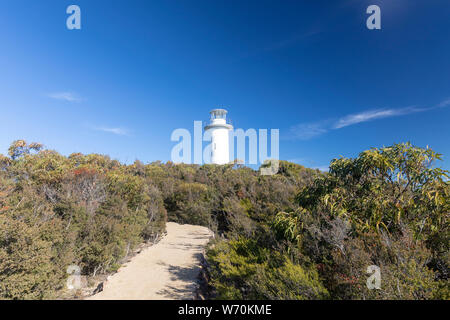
[[87, 222, 213, 300]]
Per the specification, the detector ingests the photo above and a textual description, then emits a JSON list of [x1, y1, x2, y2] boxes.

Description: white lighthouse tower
[[204, 109, 233, 165]]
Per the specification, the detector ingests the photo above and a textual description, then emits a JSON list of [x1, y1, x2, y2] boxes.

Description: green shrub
[[207, 238, 329, 300], [0, 140, 167, 299]]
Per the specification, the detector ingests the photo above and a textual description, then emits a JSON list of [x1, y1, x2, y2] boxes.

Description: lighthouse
[[204, 109, 233, 164]]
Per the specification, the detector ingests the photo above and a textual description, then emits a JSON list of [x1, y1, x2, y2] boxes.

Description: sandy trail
[[88, 222, 213, 300]]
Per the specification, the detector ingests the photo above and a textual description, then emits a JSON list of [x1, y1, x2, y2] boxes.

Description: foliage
[[207, 238, 329, 300], [1, 140, 447, 300], [271, 143, 449, 299], [0, 141, 167, 299]]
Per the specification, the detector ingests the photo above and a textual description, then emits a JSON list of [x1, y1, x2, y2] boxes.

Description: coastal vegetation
[[0, 140, 448, 299]]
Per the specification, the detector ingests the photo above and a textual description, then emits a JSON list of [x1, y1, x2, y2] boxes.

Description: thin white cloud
[[290, 99, 449, 140], [94, 126, 129, 136], [289, 121, 330, 140], [47, 92, 82, 102], [332, 106, 423, 129], [438, 98, 450, 108]]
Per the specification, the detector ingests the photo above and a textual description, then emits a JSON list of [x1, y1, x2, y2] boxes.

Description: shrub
[[0, 140, 166, 299], [207, 238, 329, 300]]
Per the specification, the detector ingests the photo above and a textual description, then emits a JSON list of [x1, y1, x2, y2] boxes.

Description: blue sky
[[0, 0, 449, 170]]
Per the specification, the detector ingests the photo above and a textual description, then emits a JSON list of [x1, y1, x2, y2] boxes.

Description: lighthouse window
[[214, 143, 216, 150]]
